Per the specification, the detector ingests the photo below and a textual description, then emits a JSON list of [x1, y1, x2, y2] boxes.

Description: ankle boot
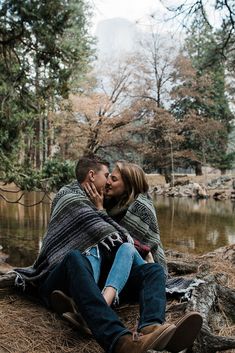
[[50, 290, 76, 315], [62, 312, 92, 336], [140, 314, 203, 353], [114, 324, 176, 353], [165, 312, 203, 352]]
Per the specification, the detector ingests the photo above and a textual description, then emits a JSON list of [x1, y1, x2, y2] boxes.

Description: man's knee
[[64, 249, 84, 267], [141, 262, 165, 282]]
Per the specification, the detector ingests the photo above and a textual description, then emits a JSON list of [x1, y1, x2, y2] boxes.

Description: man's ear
[[88, 170, 95, 182]]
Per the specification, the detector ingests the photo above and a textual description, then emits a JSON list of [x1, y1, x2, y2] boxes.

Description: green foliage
[[0, 0, 93, 173], [184, 15, 234, 129], [2, 158, 75, 191], [171, 13, 234, 173], [3, 164, 42, 191], [41, 159, 76, 191], [210, 152, 235, 173]]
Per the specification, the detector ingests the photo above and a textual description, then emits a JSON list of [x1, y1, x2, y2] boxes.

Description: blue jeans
[[85, 246, 101, 283], [86, 243, 145, 295], [104, 243, 145, 294], [38, 249, 166, 352]]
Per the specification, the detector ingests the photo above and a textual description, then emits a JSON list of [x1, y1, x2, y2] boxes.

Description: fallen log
[[195, 327, 235, 353], [167, 260, 199, 275], [0, 272, 16, 289]]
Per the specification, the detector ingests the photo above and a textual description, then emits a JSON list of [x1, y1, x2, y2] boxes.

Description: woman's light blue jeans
[[86, 243, 145, 296]]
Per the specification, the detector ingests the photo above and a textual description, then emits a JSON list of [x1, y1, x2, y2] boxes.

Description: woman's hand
[[84, 182, 104, 210], [145, 252, 154, 263]]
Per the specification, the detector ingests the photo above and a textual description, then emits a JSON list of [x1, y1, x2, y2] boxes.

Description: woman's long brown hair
[[114, 161, 149, 208]]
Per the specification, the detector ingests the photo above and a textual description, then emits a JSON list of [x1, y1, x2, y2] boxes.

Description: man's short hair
[[75, 155, 110, 183]]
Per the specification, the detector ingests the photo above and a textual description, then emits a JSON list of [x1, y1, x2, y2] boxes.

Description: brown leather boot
[[165, 312, 203, 352], [140, 313, 203, 353], [62, 312, 92, 336], [114, 324, 176, 353], [50, 290, 76, 315]]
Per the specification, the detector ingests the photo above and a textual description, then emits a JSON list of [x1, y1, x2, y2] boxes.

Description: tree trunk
[[220, 169, 226, 175], [195, 162, 203, 176], [162, 167, 172, 184], [35, 117, 42, 169]]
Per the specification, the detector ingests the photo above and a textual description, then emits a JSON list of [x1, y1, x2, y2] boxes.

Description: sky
[[90, 0, 221, 33], [91, 0, 167, 31]]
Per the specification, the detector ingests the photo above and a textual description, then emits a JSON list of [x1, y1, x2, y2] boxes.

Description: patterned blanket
[[107, 193, 168, 276], [14, 182, 132, 284], [107, 194, 204, 297]]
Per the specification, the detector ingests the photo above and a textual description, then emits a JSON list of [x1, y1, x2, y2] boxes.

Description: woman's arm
[[145, 251, 154, 263]]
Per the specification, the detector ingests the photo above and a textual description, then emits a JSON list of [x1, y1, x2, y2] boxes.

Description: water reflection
[[0, 191, 235, 267], [0, 191, 51, 267], [155, 195, 235, 254]]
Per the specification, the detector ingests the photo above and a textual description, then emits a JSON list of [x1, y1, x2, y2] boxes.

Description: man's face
[[93, 165, 110, 193]]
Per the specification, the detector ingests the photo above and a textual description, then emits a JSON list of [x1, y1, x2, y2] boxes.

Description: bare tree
[[131, 29, 177, 108], [160, 0, 235, 55], [54, 61, 136, 158]]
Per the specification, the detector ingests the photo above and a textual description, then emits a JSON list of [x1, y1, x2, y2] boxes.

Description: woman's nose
[[106, 175, 112, 184]]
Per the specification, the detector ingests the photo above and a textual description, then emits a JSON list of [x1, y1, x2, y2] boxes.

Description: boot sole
[[62, 312, 92, 336], [165, 312, 203, 352], [50, 290, 75, 315], [149, 324, 177, 351]]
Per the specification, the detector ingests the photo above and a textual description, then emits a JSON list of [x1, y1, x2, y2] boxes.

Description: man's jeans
[[38, 249, 166, 352]]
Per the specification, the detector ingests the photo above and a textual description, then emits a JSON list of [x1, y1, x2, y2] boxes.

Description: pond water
[[0, 191, 235, 267]]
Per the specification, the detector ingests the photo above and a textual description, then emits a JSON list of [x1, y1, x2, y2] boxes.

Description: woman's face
[[105, 168, 126, 198]]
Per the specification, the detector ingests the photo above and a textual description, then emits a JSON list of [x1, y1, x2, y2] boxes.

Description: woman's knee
[[118, 242, 136, 256]]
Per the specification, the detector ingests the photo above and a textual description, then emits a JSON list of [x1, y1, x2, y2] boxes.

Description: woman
[[104, 160, 167, 275]]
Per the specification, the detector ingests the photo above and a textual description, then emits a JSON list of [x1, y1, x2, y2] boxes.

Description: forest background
[[0, 0, 235, 192]]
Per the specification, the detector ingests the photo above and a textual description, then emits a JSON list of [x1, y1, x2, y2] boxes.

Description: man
[[14, 156, 201, 353]]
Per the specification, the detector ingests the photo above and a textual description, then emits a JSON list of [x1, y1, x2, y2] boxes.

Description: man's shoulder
[[55, 180, 81, 197], [51, 181, 85, 210], [58, 180, 78, 192]]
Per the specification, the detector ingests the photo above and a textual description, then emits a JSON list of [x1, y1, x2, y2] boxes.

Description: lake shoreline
[[2, 172, 235, 196], [146, 173, 235, 200]]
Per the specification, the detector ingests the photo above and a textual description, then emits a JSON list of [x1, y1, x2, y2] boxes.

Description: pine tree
[[0, 0, 93, 176], [171, 14, 234, 174]]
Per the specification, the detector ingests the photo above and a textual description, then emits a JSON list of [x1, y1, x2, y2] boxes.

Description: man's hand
[[84, 182, 104, 210]]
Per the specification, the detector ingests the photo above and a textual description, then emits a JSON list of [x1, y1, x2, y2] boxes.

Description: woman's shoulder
[[127, 193, 155, 218], [135, 193, 154, 208]]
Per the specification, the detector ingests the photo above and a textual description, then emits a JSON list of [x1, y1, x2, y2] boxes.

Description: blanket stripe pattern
[[14, 181, 132, 283], [108, 193, 168, 276]]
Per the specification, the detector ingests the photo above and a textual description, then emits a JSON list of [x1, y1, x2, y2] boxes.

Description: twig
[[0, 191, 52, 206]]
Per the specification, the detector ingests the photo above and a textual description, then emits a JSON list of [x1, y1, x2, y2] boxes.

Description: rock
[[213, 191, 227, 200], [193, 183, 208, 199]]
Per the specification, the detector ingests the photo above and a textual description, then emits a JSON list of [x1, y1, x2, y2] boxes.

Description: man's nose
[[106, 175, 111, 184]]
